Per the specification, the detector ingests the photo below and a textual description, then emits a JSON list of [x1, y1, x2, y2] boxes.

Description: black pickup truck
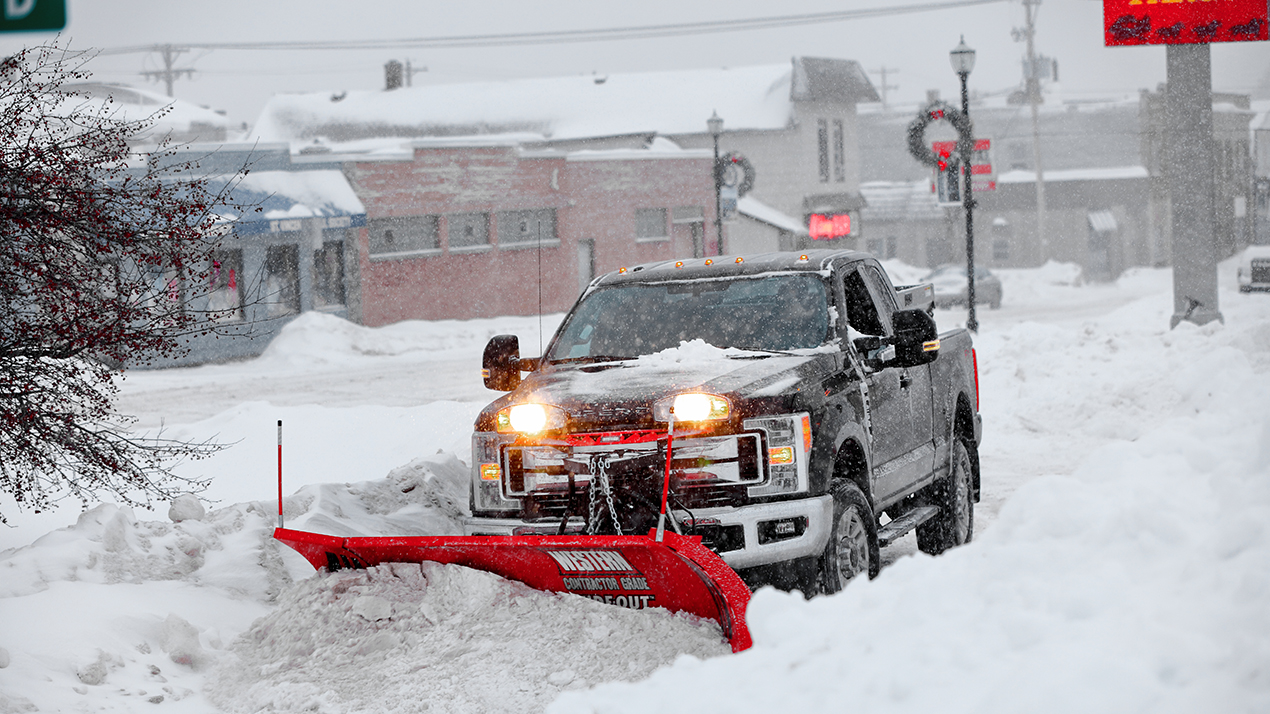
[[466, 250, 982, 594]]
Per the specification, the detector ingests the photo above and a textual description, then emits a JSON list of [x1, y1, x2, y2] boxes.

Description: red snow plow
[[274, 528, 752, 652], [271, 419, 752, 652]]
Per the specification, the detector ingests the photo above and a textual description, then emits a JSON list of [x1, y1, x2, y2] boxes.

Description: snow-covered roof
[[214, 170, 366, 233], [737, 196, 807, 234], [998, 166, 1150, 184], [61, 82, 235, 144], [251, 59, 875, 146], [860, 180, 942, 222]]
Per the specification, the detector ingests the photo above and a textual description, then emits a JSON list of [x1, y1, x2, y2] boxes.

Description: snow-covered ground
[[1, 258, 1268, 713]]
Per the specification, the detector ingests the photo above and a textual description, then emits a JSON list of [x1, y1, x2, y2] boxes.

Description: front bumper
[[465, 494, 833, 571]]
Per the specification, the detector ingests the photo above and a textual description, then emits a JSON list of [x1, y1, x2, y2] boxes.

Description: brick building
[[344, 139, 715, 325]]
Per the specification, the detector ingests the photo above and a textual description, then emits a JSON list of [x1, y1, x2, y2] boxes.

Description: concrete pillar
[[1165, 43, 1223, 328]]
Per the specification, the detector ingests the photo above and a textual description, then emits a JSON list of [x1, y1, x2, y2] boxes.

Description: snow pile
[[640, 338, 755, 365], [207, 563, 728, 714], [0, 456, 475, 712], [257, 311, 565, 368], [282, 454, 470, 538], [552, 287, 1270, 714]]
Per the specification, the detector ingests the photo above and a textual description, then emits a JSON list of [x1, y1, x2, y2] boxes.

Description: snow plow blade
[[274, 528, 752, 652]]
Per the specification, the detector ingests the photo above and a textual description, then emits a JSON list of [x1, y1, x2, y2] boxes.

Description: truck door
[[861, 264, 937, 496], [840, 265, 915, 504]]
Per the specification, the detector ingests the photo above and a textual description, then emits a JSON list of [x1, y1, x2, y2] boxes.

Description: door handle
[[899, 373, 912, 389]]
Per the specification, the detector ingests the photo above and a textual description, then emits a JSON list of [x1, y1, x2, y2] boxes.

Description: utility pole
[[139, 44, 194, 97], [1165, 44, 1222, 327], [870, 66, 900, 110], [404, 59, 428, 87], [1020, 0, 1048, 262]]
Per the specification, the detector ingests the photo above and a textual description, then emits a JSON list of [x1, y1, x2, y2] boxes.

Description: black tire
[[917, 438, 975, 555], [819, 480, 880, 594]]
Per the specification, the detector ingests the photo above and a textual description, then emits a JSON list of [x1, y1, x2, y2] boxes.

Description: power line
[[98, 0, 1007, 55]]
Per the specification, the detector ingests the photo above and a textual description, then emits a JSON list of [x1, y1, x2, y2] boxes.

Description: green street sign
[[1, 0, 66, 33]]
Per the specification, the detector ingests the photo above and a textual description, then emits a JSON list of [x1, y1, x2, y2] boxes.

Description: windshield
[[546, 273, 831, 362]]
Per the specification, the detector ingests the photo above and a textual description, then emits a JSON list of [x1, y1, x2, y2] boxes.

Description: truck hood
[[493, 340, 840, 423]]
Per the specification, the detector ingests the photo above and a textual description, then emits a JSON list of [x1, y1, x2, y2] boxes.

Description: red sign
[[808, 213, 851, 240], [932, 139, 992, 175], [1104, 0, 1268, 46]]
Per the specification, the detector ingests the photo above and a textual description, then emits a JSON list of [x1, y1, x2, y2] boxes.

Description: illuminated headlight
[[654, 393, 731, 422], [496, 403, 567, 434]]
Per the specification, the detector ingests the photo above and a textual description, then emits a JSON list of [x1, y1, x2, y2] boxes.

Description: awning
[[803, 191, 867, 216], [1088, 209, 1117, 233], [213, 170, 367, 236]]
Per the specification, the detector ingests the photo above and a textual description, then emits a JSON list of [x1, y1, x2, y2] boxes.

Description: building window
[[832, 119, 845, 183], [265, 244, 300, 317], [144, 265, 183, 314], [817, 119, 830, 183], [635, 208, 668, 241], [368, 215, 439, 256], [448, 212, 490, 250], [991, 217, 1012, 262], [207, 248, 243, 322], [312, 240, 345, 309], [497, 208, 557, 247]]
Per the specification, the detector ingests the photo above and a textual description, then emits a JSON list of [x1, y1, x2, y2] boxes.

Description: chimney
[[384, 60, 403, 91], [926, 89, 941, 105]]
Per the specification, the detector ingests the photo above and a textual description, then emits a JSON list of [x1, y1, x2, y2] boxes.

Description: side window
[[842, 268, 885, 337], [862, 265, 897, 331]]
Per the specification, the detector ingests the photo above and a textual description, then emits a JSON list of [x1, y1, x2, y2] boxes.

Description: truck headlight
[[654, 393, 731, 422], [496, 403, 567, 434]]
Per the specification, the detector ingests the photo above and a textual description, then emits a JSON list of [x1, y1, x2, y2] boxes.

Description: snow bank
[[0, 456, 476, 712], [258, 311, 566, 369], [207, 563, 728, 714], [552, 282, 1270, 714]]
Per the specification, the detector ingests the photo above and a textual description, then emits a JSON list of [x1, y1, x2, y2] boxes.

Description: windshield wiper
[[549, 355, 636, 365], [726, 347, 804, 359]]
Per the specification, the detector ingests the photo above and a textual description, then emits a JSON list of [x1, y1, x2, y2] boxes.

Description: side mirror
[[891, 309, 940, 368], [482, 335, 522, 391]]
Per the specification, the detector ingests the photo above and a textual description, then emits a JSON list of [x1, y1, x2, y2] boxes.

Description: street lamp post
[[950, 36, 978, 333], [708, 111, 724, 255]]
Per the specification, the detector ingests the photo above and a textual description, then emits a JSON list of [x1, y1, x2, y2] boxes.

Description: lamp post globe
[[708, 111, 724, 255], [950, 35, 976, 76]]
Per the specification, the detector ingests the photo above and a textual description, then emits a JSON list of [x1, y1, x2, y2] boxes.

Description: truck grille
[[524, 482, 745, 519]]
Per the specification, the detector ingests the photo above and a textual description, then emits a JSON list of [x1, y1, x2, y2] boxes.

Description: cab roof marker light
[[798, 254, 810, 262], [704, 259, 713, 266], [675, 261, 684, 268], [735, 257, 744, 264], [618, 267, 627, 274]]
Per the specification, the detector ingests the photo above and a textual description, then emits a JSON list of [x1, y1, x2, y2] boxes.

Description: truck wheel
[[917, 438, 975, 555], [820, 481, 880, 594]]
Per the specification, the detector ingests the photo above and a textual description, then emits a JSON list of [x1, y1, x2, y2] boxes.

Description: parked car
[[922, 264, 1003, 310], [1237, 245, 1270, 293]]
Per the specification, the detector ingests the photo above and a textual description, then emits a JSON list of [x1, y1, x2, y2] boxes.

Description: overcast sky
[[2, 0, 1266, 126]]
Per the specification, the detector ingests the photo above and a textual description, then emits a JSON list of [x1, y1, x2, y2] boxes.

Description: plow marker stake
[[275, 528, 753, 652]]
